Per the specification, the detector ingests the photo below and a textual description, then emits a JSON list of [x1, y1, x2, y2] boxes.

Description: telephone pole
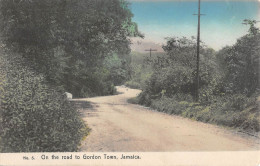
[[193, 0, 205, 102], [145, 48, 157, 58]]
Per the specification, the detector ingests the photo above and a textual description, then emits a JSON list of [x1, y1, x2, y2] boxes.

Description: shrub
[[0, 52, 88, 152]]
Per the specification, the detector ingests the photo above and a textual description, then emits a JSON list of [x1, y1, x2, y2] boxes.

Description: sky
[[128, 0, 260, 52]]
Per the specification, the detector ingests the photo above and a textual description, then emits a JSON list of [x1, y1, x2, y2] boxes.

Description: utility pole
[[193, 0, 205, 102], [145, 48, 157, 58], [242, 19, 260, 35]]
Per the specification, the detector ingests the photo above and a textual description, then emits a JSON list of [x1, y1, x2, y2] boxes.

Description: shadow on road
[[70, 100, 99, 118], [71, 100, 94, 109]]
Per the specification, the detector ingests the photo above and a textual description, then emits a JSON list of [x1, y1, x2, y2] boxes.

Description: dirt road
[[75, 86, 259, 151]]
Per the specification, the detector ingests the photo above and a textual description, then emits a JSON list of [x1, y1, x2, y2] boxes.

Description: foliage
[[216, 26, 260, 96], [150, 95, 259, 133], [0, 0, 142, 97], [125, 51, 160, 89], [0, 51, 88, 152], [139, 37, 220, 104], [104, 53, 131, 86], [133, 23, 260, 133]]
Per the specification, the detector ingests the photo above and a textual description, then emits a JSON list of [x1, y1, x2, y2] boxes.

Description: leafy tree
[[216, 20, 260, 95]]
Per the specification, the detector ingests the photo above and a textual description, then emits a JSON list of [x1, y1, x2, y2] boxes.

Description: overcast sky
[[129, 0, 260, 51]]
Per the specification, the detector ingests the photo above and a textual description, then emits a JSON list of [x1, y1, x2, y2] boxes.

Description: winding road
[[73, 86, 259, 151]]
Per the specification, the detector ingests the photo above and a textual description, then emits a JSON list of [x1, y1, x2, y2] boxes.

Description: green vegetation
[[0, 0, 142, 97], [129, 21, 260, 134], [125, 51, 162, 89], [0, 0, 141, 152], [0, 51, 89, 152], [148, 95, 259, 132]]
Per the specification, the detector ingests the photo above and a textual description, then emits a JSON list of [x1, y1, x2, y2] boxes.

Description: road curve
[[74, 86, 259, 151]]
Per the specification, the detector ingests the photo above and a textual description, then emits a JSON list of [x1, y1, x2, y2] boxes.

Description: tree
[[0, 0, 143, 97], [217, 20, 260, 95]]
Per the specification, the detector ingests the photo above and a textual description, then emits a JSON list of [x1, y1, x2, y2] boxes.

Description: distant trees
[[0, 0, 142, 97]]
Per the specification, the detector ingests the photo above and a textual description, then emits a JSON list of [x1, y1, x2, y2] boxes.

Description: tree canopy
[[0, 0, 143, 97]]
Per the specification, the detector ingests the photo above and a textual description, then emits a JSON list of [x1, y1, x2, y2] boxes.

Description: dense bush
[[0, 52, 88, 152]]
